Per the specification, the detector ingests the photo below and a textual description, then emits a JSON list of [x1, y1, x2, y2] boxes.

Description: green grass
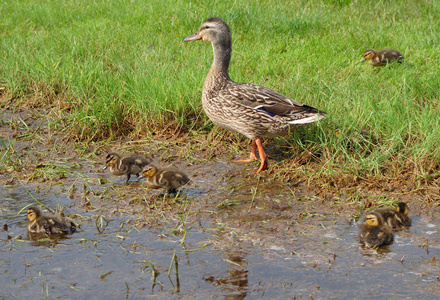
[[1, 0, 440, 182]]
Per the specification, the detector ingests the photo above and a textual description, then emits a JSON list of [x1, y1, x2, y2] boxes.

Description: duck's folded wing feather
[[221, 83, 326, 118]]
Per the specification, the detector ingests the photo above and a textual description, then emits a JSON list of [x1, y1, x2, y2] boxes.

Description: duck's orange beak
[[184, 32, 202, 42]]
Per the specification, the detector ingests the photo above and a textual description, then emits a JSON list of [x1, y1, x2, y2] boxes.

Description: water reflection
[[0, 185, 439, 299], [222, 253, 249, 300], [204, 251, 249, 299]]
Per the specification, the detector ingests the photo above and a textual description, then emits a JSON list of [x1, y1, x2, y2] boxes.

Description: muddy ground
[[1, 105, 439, 299]]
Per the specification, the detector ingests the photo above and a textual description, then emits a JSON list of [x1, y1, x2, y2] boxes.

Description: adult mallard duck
[[373, 202, 411, 229], [360, 49, 404, 66], [139, 165, 190, 194], [184, 17, 326, 173], [27, 206, 76, 235], [103, 152, 151, 184], [359, 212, 394, 249]]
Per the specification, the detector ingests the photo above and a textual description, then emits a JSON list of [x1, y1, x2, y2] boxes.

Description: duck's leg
[[233, 140, 258, 163], [254, 138, 268, 173], [233, 138, 268, 173], [125, 174, 131, 184]]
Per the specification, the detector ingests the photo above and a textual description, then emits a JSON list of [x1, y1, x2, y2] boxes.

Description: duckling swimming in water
[[27, 206, 76, 235], [103, 152, 151, 184], [359, 212, 394, 249], [373, 202, 411, 229], [139, 165, 190, 194], [360, 49, 404, 66]]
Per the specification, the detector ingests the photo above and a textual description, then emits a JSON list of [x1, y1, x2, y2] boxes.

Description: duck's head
[[396, 202, 409, 215], [140, 165, 158, 179], [360, 49, 376, 62], [27, 207, 41, 222], [184, 17, 231, 47], [103, 152, 120, 170], [365, 212, 381, 226]]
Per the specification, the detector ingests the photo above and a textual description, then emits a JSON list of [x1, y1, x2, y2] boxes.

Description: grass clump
[[1, 0, 440, 184]]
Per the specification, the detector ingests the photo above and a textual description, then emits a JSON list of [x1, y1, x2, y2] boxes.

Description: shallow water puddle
[[1, 184, 439, 299]]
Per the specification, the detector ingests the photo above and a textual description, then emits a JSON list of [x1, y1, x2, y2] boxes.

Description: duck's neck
[[205, 39, 232, 88]]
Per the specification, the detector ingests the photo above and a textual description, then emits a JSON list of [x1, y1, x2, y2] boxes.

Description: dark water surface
[[1, 184, 439, 299]]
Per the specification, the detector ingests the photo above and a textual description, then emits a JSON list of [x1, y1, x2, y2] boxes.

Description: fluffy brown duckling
[[139, 165, 190, 194], [360, 49, 404, 66], [359, 212, 394, 249], [27, 206, 76, 235], [103, 152, 151, 184], [373, 202, 411, 229]]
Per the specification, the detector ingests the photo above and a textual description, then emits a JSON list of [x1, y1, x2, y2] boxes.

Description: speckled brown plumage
[[139, 165, 190, 194], [185, 17, 326, 173], [373, 202, 411, 229], [103, 152, 151, 184], [359, 212, 394, 248], [361, 49, 404, 66], [27, 206, 76, 235]]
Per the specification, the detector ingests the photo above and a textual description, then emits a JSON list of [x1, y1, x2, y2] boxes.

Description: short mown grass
[[1, 0, 440, 184]]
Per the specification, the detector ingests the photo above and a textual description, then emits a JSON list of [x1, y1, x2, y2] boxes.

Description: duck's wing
[[43, 215, 73, 234], [122, 155, 151, 167], [220, 82, 326, 123]]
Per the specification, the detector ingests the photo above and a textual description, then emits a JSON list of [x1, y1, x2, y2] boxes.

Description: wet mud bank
[[1, 107, 439, 298]]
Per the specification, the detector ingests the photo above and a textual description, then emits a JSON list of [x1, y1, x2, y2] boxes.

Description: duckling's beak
[[360, 58, 366, 63], [184, 32, 202, 42], [138, 175, 145, 180], [103, 166, 108, 170]]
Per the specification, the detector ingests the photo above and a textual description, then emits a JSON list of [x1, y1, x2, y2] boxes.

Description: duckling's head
[[184, 17, 231, 48], [27, 207, 41, 222], [360, 49, 376, 62], [103, 153, 120, 170], [141, 165, 158, 179], [365, 212, 381, 226], [396, 202, 409, 215]]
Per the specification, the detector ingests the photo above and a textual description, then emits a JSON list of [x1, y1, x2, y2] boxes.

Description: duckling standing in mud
[[359, 212, 394, 249], [27, 206, 76, 235], [360, 49, 404, 66], [103, 152, 151, 184], [373, 202, 411, 229], [139, 165, 190, 194]]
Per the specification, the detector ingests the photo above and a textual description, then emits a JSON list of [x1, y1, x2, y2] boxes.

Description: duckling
[[373, 202, 411, 229], [27, 206, 76, 235], [139, 165, 190, 194], [360, 49, 404, 66], [103, 152, 151, 184], [359, 212, 394, 248]]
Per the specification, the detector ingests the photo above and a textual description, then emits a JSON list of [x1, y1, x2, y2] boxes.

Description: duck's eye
[[201, 25, 210, 30]]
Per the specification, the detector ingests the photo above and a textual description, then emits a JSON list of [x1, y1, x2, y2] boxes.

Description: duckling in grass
[[373, 202, 411, 229], [103, 152, 151, 184], [360, 49, 404, 66], [27, 206, 76, 235], [359, 212, 394, 249], [139, 165, 190, 194]]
